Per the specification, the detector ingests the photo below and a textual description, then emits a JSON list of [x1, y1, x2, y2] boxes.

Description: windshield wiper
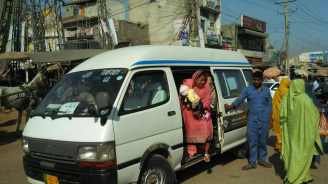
[[51, 114, 73, 120], [51, 111, 73, 120], [30, 113, 46, 119]]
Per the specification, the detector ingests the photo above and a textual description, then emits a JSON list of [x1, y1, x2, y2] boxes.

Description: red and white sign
[[241, 15, 266, 33], [113, 20, 119, 31]]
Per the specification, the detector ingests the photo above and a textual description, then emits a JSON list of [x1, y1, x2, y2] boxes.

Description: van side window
[[243, 69, 253, 86], [120, 71, 169, 114], [214, 70, 246, 99]]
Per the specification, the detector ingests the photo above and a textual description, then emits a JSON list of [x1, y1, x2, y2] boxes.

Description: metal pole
[[31, 0, 36, 52], [284, 0, 290, 77]]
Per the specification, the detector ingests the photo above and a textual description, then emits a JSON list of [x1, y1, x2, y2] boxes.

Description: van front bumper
[[23, 155, 117, 184]]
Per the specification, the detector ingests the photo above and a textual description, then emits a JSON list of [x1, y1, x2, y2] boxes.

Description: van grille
[[31, 151, 75, 164]]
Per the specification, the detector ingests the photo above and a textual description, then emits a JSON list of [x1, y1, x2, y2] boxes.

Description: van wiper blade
[[51, 115, 73, 120], [51, 111, 73, 120], [30, 113, 46, 119]]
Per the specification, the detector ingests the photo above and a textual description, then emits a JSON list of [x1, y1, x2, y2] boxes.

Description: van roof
[[69, 46, 250, 73]]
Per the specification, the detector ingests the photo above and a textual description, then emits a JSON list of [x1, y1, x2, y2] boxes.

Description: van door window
[[120, 71, 169, 114], [214, 70, 246, 99], [242, 69, 253, 86]]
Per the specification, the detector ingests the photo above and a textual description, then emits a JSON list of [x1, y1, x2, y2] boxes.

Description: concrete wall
[[129, 0, 185, 45], [107, 0, 127, 20]]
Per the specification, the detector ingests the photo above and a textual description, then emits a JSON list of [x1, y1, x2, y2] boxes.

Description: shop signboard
[[241, 15, 266, 32], [309, 51, 328, 62], [206, 27, 218, 45], [269, 49, 279, 65], [203, 0, 220, 12], [222, 36, 232, 50], [174, 19, 189, 33], [113, 20, 119, 31]]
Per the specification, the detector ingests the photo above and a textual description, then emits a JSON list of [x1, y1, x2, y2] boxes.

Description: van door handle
[[168, 111, 176, 116]]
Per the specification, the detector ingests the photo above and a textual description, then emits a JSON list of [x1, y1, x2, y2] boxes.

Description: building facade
[[221, 15, 269, 62]]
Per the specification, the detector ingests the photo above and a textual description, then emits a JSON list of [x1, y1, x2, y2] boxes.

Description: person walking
[[272, 78, 290, 152], [280, 79, 323, 184], [179, 70, 213, 162], [225, 71, 273, 170], [313, 76, 320, 95], [314, 77, 328, 99], [303, 78, 327, 170]]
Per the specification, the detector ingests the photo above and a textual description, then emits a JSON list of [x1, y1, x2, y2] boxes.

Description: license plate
[[43, 174, 59, 184]]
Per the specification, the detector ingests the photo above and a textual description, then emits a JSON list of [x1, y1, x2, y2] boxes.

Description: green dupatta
[[279, 79, 323, 184]]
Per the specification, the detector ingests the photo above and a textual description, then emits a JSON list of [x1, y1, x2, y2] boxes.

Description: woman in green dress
[[279, 79, 323, 184]]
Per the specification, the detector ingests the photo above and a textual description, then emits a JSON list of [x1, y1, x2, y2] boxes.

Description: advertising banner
[[241, 15, 266, 32], [174, 19, 189, 33], [203, 0, 220, 12], [309, 51, 328, 62], [206, 27, 218, 45]]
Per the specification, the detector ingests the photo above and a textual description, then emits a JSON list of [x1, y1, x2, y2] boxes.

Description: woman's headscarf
[[272, 78, 290, 132], [191, 70, 208, 88], [279, 79, 323, 183]]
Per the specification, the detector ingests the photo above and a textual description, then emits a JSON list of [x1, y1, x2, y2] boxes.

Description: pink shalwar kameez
[[179, 71, 213, 154]]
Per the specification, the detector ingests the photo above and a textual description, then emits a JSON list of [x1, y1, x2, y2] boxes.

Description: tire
[[231, 143, 248, 159], [139, 154, 174, 184]]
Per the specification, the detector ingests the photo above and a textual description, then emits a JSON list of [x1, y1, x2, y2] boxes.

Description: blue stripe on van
[[131, 60, 250, 67]]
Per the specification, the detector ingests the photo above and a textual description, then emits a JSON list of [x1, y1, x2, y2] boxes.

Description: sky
[[221, 0, 328, 58]]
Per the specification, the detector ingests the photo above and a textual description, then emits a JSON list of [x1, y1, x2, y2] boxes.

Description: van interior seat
[[139, 82, 166, 108]]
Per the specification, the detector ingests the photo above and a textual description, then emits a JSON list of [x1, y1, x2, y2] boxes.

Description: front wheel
[[139, 154, 174, 184]]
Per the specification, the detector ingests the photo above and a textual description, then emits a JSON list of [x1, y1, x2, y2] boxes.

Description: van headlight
[[22, 139, 30, 154], [76, 143, 116, 167]]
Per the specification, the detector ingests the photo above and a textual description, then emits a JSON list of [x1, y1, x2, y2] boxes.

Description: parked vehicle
[[22, 46, 253, 184], [262, 82, 280, 98]]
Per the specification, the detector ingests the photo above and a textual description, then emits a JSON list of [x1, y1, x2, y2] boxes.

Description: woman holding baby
[[179, 70, 214, 162]]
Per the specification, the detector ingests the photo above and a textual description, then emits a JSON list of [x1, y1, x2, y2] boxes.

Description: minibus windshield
[[33, 69, 128, 118]]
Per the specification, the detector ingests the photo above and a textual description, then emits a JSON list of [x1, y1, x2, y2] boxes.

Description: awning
[[238, 28, 268, 38], [26, 49, 107, 63], [0, 52, 29, 61], [294, 69, 317, 77], [317, 69, 328, 76]]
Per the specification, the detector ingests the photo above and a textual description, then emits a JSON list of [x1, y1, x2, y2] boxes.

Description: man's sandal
[[241, 164, 255, 170], [259, 161, 272, 168], [204, 154, 210, 162]]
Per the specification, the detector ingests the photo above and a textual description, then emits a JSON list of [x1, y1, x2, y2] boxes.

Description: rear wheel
[[231, 143, 248, 159], [139, 154, 174, 184]]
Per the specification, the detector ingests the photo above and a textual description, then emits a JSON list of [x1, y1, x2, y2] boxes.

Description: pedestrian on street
[[279, 79, 323, 184], [314, 77, 328, 99], [303, 77, 327, 170], [313, 76, 320, 95], [272, 78, 290, 153], [225, 71, 273, 170], [179, 70, 213, 162]]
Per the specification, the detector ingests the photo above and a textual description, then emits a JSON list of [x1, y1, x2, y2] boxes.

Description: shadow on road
[[176, 151, 239, 183], [268, 152, 286, 180], [0, 130, 22, 146], [267, 134, 277, 149], [0, 119, 17, 127]]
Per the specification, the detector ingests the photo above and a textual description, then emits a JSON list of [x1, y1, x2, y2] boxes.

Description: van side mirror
[[88, 104, 98, 117]]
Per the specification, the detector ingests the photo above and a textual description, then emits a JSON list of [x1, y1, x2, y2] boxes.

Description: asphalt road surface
[[1, 111, 328, 184]]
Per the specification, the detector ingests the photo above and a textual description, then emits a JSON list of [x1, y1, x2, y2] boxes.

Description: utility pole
[[171, 0, 199, 44], [276, 0, 297, 78]]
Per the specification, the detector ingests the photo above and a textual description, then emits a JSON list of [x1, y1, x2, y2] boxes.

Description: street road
[[1, 111, 328, 184]]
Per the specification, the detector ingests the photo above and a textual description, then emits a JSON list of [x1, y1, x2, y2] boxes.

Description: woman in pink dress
[[179, 70, 214, 162]]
